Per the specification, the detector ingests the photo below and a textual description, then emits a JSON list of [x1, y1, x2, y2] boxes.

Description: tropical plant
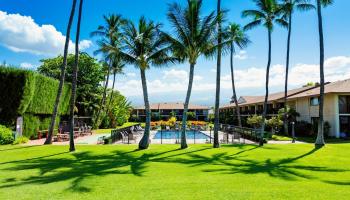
[[68, 0, 84, 152], [247, 115, 265, 129], [242, 0, 287, 146], [267, 116, 283, 134], [107, 91, 132, 127], [278, 106, 300, 124], [225, 23, 250, 128], [120, 17, 175, 149], [166, 0, 218, 149], [280, 0, 314, 136], [314, 0, 333, 147], [107, 56, 125, 112], [91, 14, 126, 128], [38, 53, 104, 119], [45, 0, 78, 145]]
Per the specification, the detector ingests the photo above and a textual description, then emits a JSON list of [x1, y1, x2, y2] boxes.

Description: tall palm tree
[[226, 23, 250, 128], [91, 14, 125, 128], [107, 56, 125, 111], [68, 0, 84, 152], [120, 17, 175, 149], [242, 0, 287, 146], [280, 0, 314, 136], [166, 0, 218, 149], [45, 0, 77, 145], [213, 0, 223, 148], [315, 0, 333, 147]]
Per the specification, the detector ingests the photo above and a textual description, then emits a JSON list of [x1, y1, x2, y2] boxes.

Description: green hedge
[[22, 114, 60, 138], [0, 67, 71, 127]]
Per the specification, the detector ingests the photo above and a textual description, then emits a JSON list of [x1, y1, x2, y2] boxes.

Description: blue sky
[[1, 0, 350, 106]]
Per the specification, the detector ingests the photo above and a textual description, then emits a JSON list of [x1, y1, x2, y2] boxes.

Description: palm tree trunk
[[107, 71, 117, 113], [260, 29, 272, 146], [213, 0, 222, 148], [315, 0, 325, 147], [68, 0, 83, 152], [284, 10, 292, 136], [230, 43, 242, 128], [181, 63, 195, 149], [94, 61, 112, 128], [139, 69, 151, 149], [45, 0, 77, 145]]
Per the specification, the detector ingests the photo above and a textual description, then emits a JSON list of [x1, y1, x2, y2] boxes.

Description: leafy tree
[[315, 0, 333, 147], [166, 0, 218, 149], [280, 0, 314, 136], [242, 0, 287, 146], [38, 53, 105, 119], [120, 17, 175, 150], [225, 23, 250, 128], [45, 0, 78, 144]]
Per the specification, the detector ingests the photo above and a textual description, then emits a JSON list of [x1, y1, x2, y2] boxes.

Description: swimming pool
[[153, 130, 210, 140]]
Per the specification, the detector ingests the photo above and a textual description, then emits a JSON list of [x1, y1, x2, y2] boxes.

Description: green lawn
[[93, 122, 141, 134], [0, 144, 350, 200]]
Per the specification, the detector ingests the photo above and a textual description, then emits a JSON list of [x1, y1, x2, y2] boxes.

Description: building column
[[334, 95, 340, 138]]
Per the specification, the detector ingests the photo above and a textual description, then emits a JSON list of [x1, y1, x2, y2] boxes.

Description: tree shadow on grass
[[0, 145, 38, 152], [197, 148, 349, 183], [0, 146, 211, 193], [1, 145, 348, 193]]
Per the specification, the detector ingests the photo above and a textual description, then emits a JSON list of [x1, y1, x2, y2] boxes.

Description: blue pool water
[[153, 131, 210, 139]]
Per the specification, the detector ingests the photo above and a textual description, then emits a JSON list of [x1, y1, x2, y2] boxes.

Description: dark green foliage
[[0, 66, 70, 137], [22, 114, 60, 139], [0, 125, 14, 145], [38, 53, 104, 117], [187, 112, 196, 120], [26, 75, 71, 115]]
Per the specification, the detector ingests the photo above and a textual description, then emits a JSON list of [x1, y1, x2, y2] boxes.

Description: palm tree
[[107, 56, 125, 111], [280, 0, 314, 136], [213, 0, 223, 148], [226, 23, 250, 128], [91, 14, 125, 128], [315, 0, 333, 147], [68, 0, 84, 152], [166, 0, 218, 149], [45, 0, 78, 145], [242, 0, 287, 146], [120, 17, 175, 149]]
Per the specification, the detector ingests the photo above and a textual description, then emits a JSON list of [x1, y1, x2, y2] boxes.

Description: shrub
[[13, 136, 29, 145], [0, 125, 14, 145], [295, 121, 313, 136], [267, 116, 283, 133], [247, 115, 265, 129]]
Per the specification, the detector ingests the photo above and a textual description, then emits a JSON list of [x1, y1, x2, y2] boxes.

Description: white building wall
[[294, 94, 339, 137]]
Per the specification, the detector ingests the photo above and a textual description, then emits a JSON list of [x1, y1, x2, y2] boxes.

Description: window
[[339, 116, 350, 137], [310, 97, 320, 106], [339, 96, 350, 114]]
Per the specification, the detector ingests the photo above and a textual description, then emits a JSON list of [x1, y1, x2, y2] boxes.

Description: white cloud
[[162, 68, 188, 81], [127, 72, 136, 77], [0, 11, 91, 56], [20, 62, 35, 69], [234, 50, 248, 60], [113, 55, 350, 99], [194, 75, 203, 81]]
